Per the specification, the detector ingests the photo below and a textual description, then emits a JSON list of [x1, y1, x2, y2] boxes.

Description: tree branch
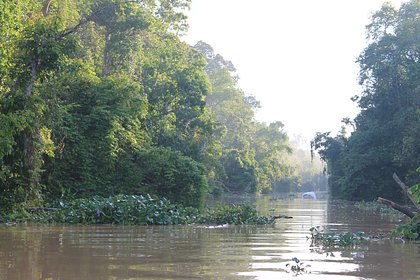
[[393, 173, 420, 210], [272, 215, 293, 219], [377, 197, 415, 218], [24, 60, 40, 96], [42, 0, 52, 17], [57, 19, 89, 40]]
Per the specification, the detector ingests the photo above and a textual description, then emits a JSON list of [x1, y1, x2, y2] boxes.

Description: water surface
[[0, 197, 419, 279]]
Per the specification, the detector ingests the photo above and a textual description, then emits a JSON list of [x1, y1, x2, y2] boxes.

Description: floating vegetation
[[31, 195, 274, 225], [309, 226, 370, 247], [199, 203, 274, 225], [34, 195, 199, 225], [285, 257, 311, 275], [355, 201, 404, 219]]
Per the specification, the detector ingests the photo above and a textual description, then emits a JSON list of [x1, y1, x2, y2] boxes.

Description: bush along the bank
[[32, 195, 274, 225], [391, 214, 420, 240]]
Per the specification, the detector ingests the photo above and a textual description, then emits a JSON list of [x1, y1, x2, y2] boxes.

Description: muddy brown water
[[0, 196, 419, 280]]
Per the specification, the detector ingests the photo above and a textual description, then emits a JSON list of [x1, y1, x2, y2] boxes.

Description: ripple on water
[[0, 197, 419, 279]]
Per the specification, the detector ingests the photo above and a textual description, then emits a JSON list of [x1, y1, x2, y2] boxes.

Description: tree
[[0, 0, 209, 209], [194, 41, 294, 194], [312, 0, 420, 201]]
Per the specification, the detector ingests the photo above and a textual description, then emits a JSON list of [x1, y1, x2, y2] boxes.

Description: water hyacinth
[[199, 203, 274, 225], [39, 195, 199, 225], [309, 226, 369, 247], [34, 195, 274, 225]]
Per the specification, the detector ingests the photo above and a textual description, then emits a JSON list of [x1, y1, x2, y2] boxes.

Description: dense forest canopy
[[312, 0, 419, 201], [0, 0, 323, 211]]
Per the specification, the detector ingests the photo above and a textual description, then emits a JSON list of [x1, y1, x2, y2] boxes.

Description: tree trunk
[[377, 197, 415, 218], [392, 173, 420, 210], [23, 128, 42, 205]]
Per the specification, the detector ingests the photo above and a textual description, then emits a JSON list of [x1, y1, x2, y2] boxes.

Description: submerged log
[[272, 215, 293, 219], [377, 197, 415, 218]]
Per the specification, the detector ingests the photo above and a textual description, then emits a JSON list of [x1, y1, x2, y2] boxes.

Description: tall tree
[[312, 0, 420, 200], [0, 0, 209, 208], [194, 41, 293, 194]]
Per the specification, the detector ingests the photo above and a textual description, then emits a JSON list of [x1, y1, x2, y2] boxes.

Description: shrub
[[134, 147, 208, 208], [392, 215, 420, 240]]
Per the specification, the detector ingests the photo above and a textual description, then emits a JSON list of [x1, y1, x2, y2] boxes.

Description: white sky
[[183, 0, 404, 148]]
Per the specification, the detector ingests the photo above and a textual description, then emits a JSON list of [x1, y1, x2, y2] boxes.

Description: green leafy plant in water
[[31, 195, 273, 225], [199, 203, 274, 225], [285, 257, 311, 275], [391, 214, 420, 240], [355, 201, 403, 220], [35, 194, 199, 225], [309, 226, 369, 247]]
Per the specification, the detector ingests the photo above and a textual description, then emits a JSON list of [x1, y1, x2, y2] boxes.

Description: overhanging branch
[[393, 173, 420, 210], [377, 197, 415, 218]]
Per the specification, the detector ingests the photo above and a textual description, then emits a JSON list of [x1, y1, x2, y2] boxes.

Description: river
[[0, 196, 419, 279]]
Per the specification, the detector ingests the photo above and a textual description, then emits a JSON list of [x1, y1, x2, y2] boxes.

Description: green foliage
[[287, 142, 327, 193], [311, 132, 348, 198], [409, 184, 420, 203], [134, 147, 208, 208], [272, 177, 300, 193], [38, 194, 199, 225], [393, 169, 420, 241], [194, 41, 294, 195], [0, 0, 210, 210], [199, 203, 274, 225], [408, 167, 420, 203], [311, 1, 420, 201], [354, 201, 404, 220], [392, 214, 420, 240], [142, 36, 210, 157], [220, 150, 258, 193], [0, 207, 32, 224], [309, 226, 369, 247], [0, 0, 294, 212], [31, 195, 272, 226], [41, 65, 149, 198]]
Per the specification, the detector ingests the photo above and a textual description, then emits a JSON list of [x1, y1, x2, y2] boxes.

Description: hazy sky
[[183, 0, 404, 147]]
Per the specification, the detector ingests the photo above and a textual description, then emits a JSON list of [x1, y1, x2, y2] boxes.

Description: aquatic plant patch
[[199, 203, 274, 225], [309, 226, 370, 247], [285, 257, 311, 275], [32, 195, 274, 225], [355, 201, 404, 219], [36, 195, 199, 225]]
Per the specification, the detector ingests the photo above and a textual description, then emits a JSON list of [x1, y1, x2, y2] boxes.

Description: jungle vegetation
[[0, 0, 323, 215], [311, 0, 420, 202]]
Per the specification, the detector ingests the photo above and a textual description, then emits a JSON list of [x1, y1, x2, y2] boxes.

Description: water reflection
[[0, 197, 419, 279]]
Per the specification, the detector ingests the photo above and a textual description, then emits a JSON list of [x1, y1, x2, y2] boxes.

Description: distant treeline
[[0, 0, 324, 211], [312, 1, 420, 201]]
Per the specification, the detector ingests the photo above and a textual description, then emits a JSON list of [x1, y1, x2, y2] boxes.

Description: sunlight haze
[[184, 0, 404, 148]]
